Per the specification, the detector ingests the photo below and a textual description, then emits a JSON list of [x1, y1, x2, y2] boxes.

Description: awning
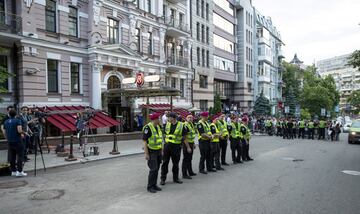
[[105, 86, 181, 98], [140, 103, 190, 120], [41, 106, 119, 132]]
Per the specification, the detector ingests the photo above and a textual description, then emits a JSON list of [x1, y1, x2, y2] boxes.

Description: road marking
[[342, 170, 360, 176]]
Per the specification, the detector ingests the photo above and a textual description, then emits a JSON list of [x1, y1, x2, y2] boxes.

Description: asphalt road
[[0, 134, 359, 214]]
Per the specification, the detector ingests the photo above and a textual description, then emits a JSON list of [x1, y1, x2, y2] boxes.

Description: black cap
[[168, 112, 177, 119]]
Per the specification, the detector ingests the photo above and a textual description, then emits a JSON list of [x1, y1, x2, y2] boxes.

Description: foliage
[[0, 48, 9, 102], [282, 61, 301, 101], [284, 86, 297, 116], [347, 90, 360, 109], [213, 94, 222, 114], [347, 50, 360, 71], [254, 90, 271, 116], [300, 108, 311, 120]]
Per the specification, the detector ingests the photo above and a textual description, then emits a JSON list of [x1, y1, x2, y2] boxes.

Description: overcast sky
[[253, 0, 360, 65]]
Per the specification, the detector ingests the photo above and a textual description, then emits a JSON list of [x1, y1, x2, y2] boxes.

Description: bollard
[[57, 131, 69, 157], [109, 132, 120, 155], [65, 135, 77, 161]]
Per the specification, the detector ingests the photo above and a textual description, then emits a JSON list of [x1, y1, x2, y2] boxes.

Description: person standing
[[282, 118, 288, 139], [197, 112, 214, 174], [75, 112, 85, 150], [161, 111, 168, 131], [210, 116, 224, 171], [160, 113, 189, 185], [142, 113, 163, 193], [241, 117, 253, 161], [19, 106, 33, 162], [287, 119, 294, 139], [216, 113, 229, 166], [318, 119, 326, 140], [182, 114, 197, 179], [1, 105, 15, 162], [298, 119, 306, 139], [307, 120, 315, 140], [3, 109, 27, 177], [228, 115, 242, 164]]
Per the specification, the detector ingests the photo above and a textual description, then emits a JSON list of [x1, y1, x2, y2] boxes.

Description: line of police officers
[[142, 111, 253, 193], [269, 118, 328, 140]]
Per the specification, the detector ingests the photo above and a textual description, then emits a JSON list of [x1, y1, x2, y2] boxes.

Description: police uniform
[[160, 121, 187, 184], [243, 122, 253, 161], [143, 122, 163, 192], [182, 121, 196, 178], [216, 119, 229, 165], [240, 122, 248, 161], [210, 122, 223, 170], [282, 120, 288, 139], [228, 120, 242, 164], [287, 120, 294, 139], [292, 121, 297, 139], [307, 120, 315, 140], [197, 120, 213, 173], [318, 120, 326, 140], [298, 120, 306, 139]]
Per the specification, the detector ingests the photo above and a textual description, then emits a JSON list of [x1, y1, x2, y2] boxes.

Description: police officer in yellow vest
[[182, 114, 197, 179], [307, 120, 315, 140], [160, 112, 190, 185], [197, 111, 214, 174], [142, 113, 163, 193], [210, 116, 225, 171], [241, 117, 253, 161], [318, 118, 326, 140], [228, 115, 242, 164], [298, 119, 306, 139], [216, 113, 229, 166]]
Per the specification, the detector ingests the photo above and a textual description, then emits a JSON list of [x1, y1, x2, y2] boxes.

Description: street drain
[[292, 159, 304, 162], [29, 189, 65, 200], [0, 180, 28, 189]]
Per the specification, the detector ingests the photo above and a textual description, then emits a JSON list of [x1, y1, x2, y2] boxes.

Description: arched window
[[107, 76, 121, 90]]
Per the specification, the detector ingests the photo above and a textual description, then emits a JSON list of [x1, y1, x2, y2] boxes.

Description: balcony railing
[[166, 55, 189, 68], [0, 12, 22, 35], [165, 16, 189, 33]]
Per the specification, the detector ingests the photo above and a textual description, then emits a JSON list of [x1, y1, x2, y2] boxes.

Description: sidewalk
[[0, 139, 144, 172]]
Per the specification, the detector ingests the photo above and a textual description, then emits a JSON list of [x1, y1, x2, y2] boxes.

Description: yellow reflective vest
[[184, 122, 196, 143], [143, 123, 163, 150], [165, 122, 183, 144], [210, 123, 220, 143], [198, 120, 212, 141]]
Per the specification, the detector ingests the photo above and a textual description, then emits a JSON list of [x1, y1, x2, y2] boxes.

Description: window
[[135, 28, 141, 51], [199, 75, 208, 88], [213, 56, 234, 72], [196, 0, 200, 16], [206, 3, 209, 20], [213, 0, 234, 16], [171, 77, 176, 88], [248, 83, 252, 93], [202, 49, 205, 67], [0, 55, 8, 90], [47, 59, 58, 93], [45, 0, 56, 32], [0, 0, 5, 24], [206, 27, 209, 44], [197, 47, 200, 66], [213, 34, 234, 53], [196, 22, 200, 41], [248, 101, 252, 108], [179, 13, 184, 28], [148, 32, 152, 55], [147, 0, 151, 13], [107, 18, 119, 44], [107, 76, 121, 90], [201, 0, 204, 18], [200, 100, 208, 111], [213, 13, 234, 35], [70, 63, 80, 94], [163, 5, 166, 17], [201, 25, 205, 43], [134, 0, 140, 8], [69, 7, 78, 37], [206, 50, 209, 68], [180, 79, 185, 97]]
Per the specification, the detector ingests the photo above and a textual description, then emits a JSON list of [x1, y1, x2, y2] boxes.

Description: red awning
[[40, 106, 119, 132], [140, 103, 190, 120]]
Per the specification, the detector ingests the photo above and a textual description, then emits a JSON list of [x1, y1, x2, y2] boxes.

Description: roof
[[290, 54, 304, 64], [41, 106, 119, 132], [140, 103, 190, 120]]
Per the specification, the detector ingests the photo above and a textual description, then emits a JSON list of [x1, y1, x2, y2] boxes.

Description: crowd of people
[[142, 111, 253, 193]]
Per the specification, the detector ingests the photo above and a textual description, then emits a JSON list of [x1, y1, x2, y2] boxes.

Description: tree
[[284, 86, 297, 116], [347, 50, 360, 71], [300, 108, 311, 120], [347, 90, 360, 109], [282, 61, 301, 101], [254, 90, 271, 116], [213, 94, 222, 114], [0, 48, 9, 102]]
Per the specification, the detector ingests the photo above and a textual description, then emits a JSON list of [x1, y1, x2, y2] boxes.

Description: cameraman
[[20, 106, 33, 162], [75, 112, 85, 149]]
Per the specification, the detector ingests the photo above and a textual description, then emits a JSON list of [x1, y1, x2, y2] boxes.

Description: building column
[[91, 63, 102, 109]]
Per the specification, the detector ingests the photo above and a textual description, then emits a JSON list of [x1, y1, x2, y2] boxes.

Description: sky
[[253, 0, 360, 65]]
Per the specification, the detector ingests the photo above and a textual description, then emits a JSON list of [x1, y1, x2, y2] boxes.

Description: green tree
[[300, 108, 311, 120], [347, 50, 360, 71], [213, 94, 222, 114], [284, 86, 297, 116], [282, 61, 301, 101], [347, 90, 360, 109], [0, 49, 9, 102], [254, 90, 271, 116]]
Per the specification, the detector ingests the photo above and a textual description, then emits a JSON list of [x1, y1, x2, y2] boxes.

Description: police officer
[[292, 119, 297, 139], [142, 113, 163, 193], [241, 117, 253, 161], [160, 112, 189, 185], [197, 112, 214, 174], [298, 119, 306, 139], [276, 119, 282, 136], [182, 114, 197, 179], [216, 113, 229, 166], [318, 118, 326, 140], [307, 120, 315, 140], [287, 119, 294, 139], [228, 115, 242, 164], [210, 116, 224, 171], [282, 118, 288, 139]]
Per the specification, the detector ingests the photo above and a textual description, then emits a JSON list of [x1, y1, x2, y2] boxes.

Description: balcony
[[278, 50, 285, 59], [166, 55, 189, 70], [258, 54, 273, 64], [258, 37, 270, 45], [0, 12, 22, 36], [258, 76, 271, 83], [165, 16, 190, 38]]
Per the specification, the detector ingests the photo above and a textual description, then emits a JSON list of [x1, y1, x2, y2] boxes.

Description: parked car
[[348, 120, 360, 144], [343, 122, 352, 133]]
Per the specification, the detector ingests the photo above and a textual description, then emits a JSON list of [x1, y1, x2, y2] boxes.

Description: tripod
[[81, 121, 97, 157], [33, 128, 46, 176]]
